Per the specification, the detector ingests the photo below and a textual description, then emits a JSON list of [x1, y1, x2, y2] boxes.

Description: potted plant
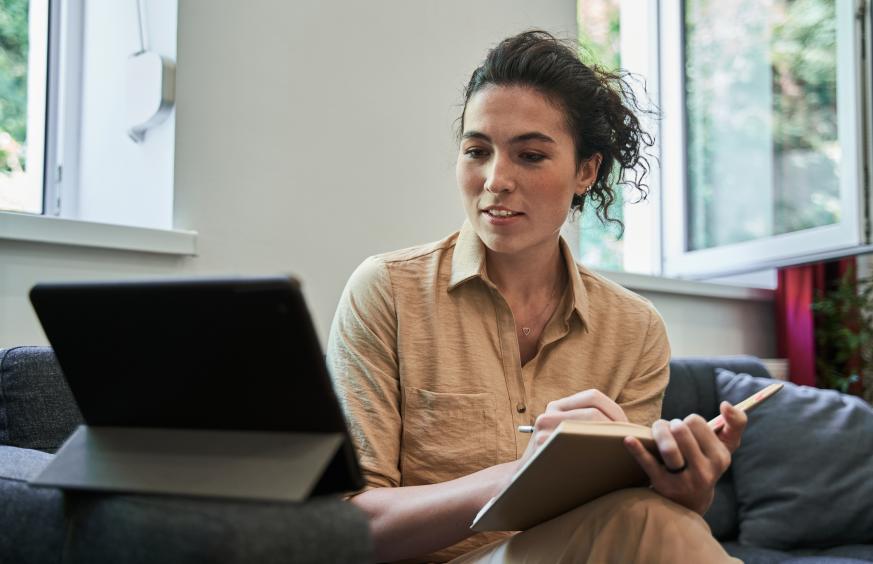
[[811, 267, 873, 403]]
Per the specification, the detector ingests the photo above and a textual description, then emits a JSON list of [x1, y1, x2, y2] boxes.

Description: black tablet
[[29, 276, 363, 496]]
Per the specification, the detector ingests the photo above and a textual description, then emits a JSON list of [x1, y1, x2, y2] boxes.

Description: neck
[[485, 240, 565, 303]]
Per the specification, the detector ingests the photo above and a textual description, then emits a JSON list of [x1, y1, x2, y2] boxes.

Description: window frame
[[660, 0, 870, 279], [618, 0, 663, 276], [0, 0, 195, 255], [42, 0, 83, 218]]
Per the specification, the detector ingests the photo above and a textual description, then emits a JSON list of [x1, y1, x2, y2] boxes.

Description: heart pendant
[[522, 327, 531, 336]]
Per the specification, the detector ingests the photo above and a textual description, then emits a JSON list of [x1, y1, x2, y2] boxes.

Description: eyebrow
[[461, 131, 556, 144]]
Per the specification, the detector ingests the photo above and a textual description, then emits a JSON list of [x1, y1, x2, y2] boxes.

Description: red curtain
[[775, 257, 856, 388]]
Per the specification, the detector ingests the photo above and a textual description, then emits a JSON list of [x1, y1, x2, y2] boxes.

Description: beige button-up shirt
[[327, 222, 671, 562]]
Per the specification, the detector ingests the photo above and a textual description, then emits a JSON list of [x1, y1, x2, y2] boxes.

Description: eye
[[463, 147, 489, 159], [520, 152, 546, 163]]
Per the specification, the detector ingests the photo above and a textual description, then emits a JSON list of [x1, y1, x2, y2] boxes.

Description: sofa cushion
[[790, 544, 873, 562], [0, 445, 372, 564], [723, 540, 873, 563], [704, 476, 739, 541], [0, 446, 66, 564], [664, 355, 773, 422], [717, 370, 873, 550], [0, 347, 82, 452], [62, 493, 372, 564], [665, 356, 773, 542]]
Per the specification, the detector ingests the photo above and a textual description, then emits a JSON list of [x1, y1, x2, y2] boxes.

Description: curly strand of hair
[[575, 65, 657, 236]]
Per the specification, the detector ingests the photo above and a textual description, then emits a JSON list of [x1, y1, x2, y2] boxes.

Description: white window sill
[[0, 211, 197, 256], [596, 269, 775, 302]]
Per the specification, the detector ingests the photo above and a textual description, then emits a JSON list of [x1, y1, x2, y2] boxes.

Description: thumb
[[717, 401, 747, 453]]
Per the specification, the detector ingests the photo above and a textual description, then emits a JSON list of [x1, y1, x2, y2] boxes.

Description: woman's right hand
[[502, 389, 628, 489]]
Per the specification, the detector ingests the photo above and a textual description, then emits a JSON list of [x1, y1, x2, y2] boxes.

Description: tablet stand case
[[32, 425, 347, 502]]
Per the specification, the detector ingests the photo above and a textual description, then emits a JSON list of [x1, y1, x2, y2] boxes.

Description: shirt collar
[[448, 221, 590, 328], [448, 221, 486, 290], [559, 236, 590, 328]]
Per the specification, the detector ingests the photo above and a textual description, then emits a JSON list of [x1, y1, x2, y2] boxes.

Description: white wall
[[859, 254, 873, 279], [0, 0, 777, 359], [170, 0, 579, 342], [638, 291, 775, 358]]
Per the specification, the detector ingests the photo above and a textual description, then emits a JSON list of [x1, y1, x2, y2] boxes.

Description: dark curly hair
[[459, 30, 655, 230]]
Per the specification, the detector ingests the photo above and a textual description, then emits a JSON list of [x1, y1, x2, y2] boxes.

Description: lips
[[481, 205, 523, 218], [480, 205, 525, 227]]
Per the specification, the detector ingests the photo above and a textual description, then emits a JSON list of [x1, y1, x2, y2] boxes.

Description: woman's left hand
[[623, 401, 748, 515]]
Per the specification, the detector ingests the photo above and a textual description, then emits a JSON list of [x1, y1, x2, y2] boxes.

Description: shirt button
[[516, 403, 526, 413]]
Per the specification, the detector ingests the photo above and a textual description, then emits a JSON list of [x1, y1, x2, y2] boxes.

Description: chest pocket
[[400, 387, 498, 486]]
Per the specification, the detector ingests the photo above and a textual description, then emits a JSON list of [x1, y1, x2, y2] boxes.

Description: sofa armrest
[[0, 347, 83, 452]]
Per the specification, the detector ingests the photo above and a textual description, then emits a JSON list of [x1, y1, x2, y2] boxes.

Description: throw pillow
[[716, 369, 873, 550]]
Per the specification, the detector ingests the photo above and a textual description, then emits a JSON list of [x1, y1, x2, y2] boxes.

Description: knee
[[588, 489, 731, 563], [600, 488, 702, 530]]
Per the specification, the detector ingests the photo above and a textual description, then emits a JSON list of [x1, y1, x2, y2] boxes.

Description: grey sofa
[[0, 346, 372, 564], [663, 357, 873, 563], [1, 346, 872, 563]]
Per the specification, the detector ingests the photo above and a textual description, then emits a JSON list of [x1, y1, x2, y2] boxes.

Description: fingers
[[545, 389, 628, 422], [530, 391, 624, 452], [624, 436, 663, 477], [625, 434, 684, 486], [530, 408, 609, 447], [534, 408, 611, 432], [716, 402, 748, 453], [684, 415, 731, 475], [650, 420, 683, 470], [652, 418, 707, 471], [626, 421, 723, 516], [649, 416, 732, 477], [683, 415, 722, 458]]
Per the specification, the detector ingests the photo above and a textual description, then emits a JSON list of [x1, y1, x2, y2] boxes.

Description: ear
[[575, 153, 602, 196]]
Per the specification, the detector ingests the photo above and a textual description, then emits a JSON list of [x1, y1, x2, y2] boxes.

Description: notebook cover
[[471, 420, 657, 531]]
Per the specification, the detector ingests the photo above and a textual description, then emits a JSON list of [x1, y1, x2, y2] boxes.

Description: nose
[[483, 155, 515, 194]]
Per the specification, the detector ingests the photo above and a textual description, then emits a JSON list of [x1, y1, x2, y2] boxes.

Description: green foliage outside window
[[685, 0, 839, 251], [771, 0, 838, 234], [577, 1, 619, 72], [0, 0, 29, 173], [576, 0, 624, 271]]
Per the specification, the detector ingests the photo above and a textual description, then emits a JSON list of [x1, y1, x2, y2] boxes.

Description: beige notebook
[[471, 420, 657, 532]]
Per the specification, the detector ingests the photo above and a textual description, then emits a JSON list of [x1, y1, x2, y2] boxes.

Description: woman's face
[[456, 85, 599, 260]]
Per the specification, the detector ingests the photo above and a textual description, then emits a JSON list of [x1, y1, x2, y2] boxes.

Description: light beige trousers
[[451, 488, 742, 564]]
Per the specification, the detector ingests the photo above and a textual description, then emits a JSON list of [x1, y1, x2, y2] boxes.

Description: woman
[[327, 30, 746, 563]]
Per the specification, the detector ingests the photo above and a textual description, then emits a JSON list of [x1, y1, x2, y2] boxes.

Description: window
[[48, 0, 178, 229], [685, 0, 840, 251], [0, 0, 48, 214], [0, 0, 188, 254], [577, 0, 871, 281], [662, 0, 866, 278]]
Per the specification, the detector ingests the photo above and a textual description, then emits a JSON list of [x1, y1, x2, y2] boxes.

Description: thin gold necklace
[[519, 276, 563, 337]]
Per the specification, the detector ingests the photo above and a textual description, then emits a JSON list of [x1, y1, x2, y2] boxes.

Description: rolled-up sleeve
[[326, 256, 402, 490], [616, 306, 671, 426]]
